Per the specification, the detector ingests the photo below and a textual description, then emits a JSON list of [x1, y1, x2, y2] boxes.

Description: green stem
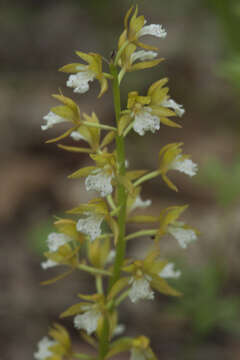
[[114, 40, 130, 66], [98, 62, 127, 360], [109, 63, 127, 289], [125, 229, 157, 241], [96, 275, 104, 294], [118, 68, 126, 84], [123, 122, 133, 137], [133, 170, 161, 187], [107, 194, 117, 211], [115, 289, 130, 306], [99, 316, 110, 360], [77, 264, 111, 277]]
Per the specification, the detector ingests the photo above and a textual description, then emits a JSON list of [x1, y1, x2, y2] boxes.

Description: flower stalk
[[108, 63, 127, 290], [35, 6, 199, 360]]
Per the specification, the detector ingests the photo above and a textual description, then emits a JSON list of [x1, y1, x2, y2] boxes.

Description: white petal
[[131, 50, 158, 64], [168, 226, 197, 248], [133, 107, 160, 136], [113, 324, 125, 337], [66, 70, 95, 94], [171, 155, 198, 177], [41, 259, 58, 270], [41, 111, 66, 131], [85, 169, 113, 197], [106, 249, 116, 264], [47, 232, 71, 252], [138, 24, 167, 38], [128, 277, 154, 303], [76, 212, 104, 242], [131, 195, 152, 211], [162, 98, 185, 117], [159, 263, 181, 279], [74, 309, 100, 335], [70, 131, 87, 141], [34, 336, 56, 360]]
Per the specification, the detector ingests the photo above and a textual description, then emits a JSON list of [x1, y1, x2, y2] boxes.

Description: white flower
[[159, 263, 181, 279], [161, 98, 185, 117], [168, 225, 197, 248], [138, 24, 167, 39], [113, 324, 126, 337], [40, 233, 71, 270], [131, 195, 152, 211], [170, 155, 198, 177], [132, 107, 160, 136], [131, 50, 158, 64], [41, 111, 66, 131], [66, 70, 95, 94], [74, 309, 101, 335], [34, 336, 56, 360], [106, 249, 116, 264], [128, 276, 154, 303], [41, 259, 58, 270], [130, 348, 146, 360], [70, 131, 87, 141], [85, 169, 113, 197], [46, 232, 71, 252], [76, 212, 104, 242]]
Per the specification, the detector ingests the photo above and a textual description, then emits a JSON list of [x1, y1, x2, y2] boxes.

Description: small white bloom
[[113, 324, 126, 337], [171, 155, 198, 177], [138, 24, 167, 39], [159, 263, 181, 279], [66, 70, 95, 94], [106, 249, 116, 264], [34, 336, 56, 360], [168, 225, 197, 248], [130, 348, 146, 360], [74, 309, 101, 335], [133, 107, 160, 136], [131, 195, 152, 211], [47, 232, 71, 252], [70, 131, 87, 141], [129, 276, 154, 303], [125, 159, 129, 168], [161, 98, 185, 117], [85, 169, 113, 197], [41, 111, 66, 131], [41, 259, 58, 270], [76, 212, 104, 242], [131, 50, 158, 64]]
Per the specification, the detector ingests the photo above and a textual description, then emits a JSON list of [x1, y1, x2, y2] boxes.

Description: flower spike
[[37, 6, 199, 360]]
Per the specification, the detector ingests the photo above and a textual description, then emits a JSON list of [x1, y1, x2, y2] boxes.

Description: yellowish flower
[[60, 51, 108, 98]]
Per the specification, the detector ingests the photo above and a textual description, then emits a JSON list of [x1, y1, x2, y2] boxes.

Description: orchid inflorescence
[[35, 6, 198, 360]]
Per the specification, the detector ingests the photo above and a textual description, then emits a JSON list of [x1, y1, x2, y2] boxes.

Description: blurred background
[[1, 0, 240, 359]]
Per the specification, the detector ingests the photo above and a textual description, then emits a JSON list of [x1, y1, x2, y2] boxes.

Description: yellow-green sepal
[[106, 337, 133, 358], [68, 166, 96, 179]]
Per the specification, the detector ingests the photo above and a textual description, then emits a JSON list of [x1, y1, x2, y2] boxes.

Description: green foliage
[[169, 261, 240, 339], [206, 0, 240, 92], [206, 0, 240, 52], [198, 156, 240, 207]]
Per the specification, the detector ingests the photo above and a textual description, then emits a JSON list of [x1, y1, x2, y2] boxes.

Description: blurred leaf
[[198, 156, 240, 207], [167, 261, 240, 339]]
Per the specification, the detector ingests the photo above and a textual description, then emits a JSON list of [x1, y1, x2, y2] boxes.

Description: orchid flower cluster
[[35, 6, 198, 360]]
